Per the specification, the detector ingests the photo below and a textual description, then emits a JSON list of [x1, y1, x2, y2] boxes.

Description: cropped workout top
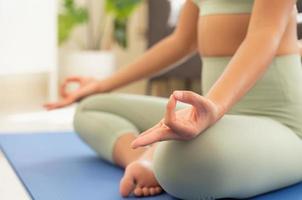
[[192, 0, 254, 16]]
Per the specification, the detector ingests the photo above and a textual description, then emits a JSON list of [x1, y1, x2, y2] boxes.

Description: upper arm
[[246, 0, 295, 45], [172, 0, 200, 51]]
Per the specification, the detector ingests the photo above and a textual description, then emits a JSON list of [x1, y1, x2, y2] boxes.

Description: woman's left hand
[[131, 91, 224, 149]]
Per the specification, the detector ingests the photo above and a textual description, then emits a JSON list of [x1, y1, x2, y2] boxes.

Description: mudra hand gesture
[[131, 91, 223, 148], [44, 76, 101, 110]]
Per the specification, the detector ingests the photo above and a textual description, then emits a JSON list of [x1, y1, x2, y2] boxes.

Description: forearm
[[100, 34, 196, 92], [205, 34, 279, 118]]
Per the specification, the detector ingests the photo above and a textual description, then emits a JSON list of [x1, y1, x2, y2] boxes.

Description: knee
[[73, 96, 92, 134], [73, 93, 117, 131], [152, 115, 298, 199], [73, 98, 89, 138], [75, 93, 118, 113], [153, 134, 236, 199]]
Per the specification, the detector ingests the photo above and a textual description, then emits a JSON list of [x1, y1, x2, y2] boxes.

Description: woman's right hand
[[44, 76, 105, 110]]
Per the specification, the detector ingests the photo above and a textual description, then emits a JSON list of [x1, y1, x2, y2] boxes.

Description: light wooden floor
[[0, 105, 76, 200]]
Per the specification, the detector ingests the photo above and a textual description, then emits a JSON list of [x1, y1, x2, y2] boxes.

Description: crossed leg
[[74, 93, 187, 197], [74, 93, 302, 199]]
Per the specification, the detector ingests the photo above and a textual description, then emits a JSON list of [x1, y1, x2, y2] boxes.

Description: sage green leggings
[[74, 54, 302, 200]]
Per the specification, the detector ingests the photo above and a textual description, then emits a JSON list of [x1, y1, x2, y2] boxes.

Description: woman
[[45, 0, 302, 199]]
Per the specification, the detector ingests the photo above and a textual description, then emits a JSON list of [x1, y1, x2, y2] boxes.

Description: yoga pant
[[202, 54, 302, 137], [74, 94, 188, 162], [193, 0, 254, 16], [74, 54, 302, 199]]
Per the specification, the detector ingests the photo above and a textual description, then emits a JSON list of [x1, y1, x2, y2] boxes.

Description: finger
[[43, 104, 57, 110], [60, 81, 74, 98], [60, 79, 74, 97], [50, 102, 69, 109], [43, 102, 59, 109], [172, 90, 201, 107], [60, 77, 82, 97], [173, 90, 213, 111], [43, 99, 72, 110], [133, 121, 169, 143], [135, 122, 163, 139], [60, 83, 69, 98], [65, 76, 83, 82], [164, 95, 176, 126], [131, 128, 171, 149], [43, 103, 63, 110]]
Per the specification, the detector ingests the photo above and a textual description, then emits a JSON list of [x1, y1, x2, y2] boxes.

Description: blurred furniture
[[296, 1, 302, 57], [297, 1, 302, 39], [146, 0, 202, 97]]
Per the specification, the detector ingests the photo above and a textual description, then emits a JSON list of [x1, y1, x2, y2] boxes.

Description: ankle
[[113, 133, 147, 168], [138, 144, 157, 162]]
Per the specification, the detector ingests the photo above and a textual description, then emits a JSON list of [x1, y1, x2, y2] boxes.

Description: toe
[[119, 172, 135, 197], [155, 186, 162, 194], [149, 187, 156, 196], [134, 187, 143, 196], [142, 187, 150, 196]]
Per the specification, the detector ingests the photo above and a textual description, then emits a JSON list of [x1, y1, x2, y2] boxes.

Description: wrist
[[206, 97, 227, 122], [215, 103, 227, 120], [96, 79, 113, 93]]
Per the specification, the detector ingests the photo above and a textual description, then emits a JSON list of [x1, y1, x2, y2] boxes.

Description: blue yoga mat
[[0, 132, 301, 200], [0, 132, 175, 200]]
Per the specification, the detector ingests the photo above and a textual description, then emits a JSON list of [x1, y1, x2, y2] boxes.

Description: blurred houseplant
[[59, 0, 143, 49], [58, 0, 143, 84]]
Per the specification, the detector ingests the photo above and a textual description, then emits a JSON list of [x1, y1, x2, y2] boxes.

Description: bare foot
[[119, 159, 163, 197]]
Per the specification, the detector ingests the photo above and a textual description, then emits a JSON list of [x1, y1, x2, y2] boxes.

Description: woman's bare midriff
[[198, 8, 300, 57]]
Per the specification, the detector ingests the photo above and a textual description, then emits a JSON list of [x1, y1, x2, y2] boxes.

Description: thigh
[[77, 93, 188, 131], [153, 114, 302, 200]]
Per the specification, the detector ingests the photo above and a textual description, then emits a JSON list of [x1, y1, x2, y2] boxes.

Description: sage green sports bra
[[192, 0, 254, 16]]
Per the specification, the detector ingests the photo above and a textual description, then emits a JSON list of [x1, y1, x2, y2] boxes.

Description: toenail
[[150, 187, 155, 195], [134, 188, 142, 196], [155, 187, 161, 193], [143, 187, 149, 196]]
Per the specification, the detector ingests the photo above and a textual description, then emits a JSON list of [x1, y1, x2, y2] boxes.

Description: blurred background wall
[[3, 0, 300, 115], [0, 0, 149, 114], [0, 0, 57, 113]]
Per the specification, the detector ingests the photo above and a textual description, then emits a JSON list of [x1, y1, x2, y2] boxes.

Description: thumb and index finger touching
[[172, 90, 212, 111], [60, 76, 83, 98]]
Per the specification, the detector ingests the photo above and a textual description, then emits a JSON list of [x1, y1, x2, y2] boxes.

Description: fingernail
[[130, 142, 137, 149], [173, 91, 182, 99]]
